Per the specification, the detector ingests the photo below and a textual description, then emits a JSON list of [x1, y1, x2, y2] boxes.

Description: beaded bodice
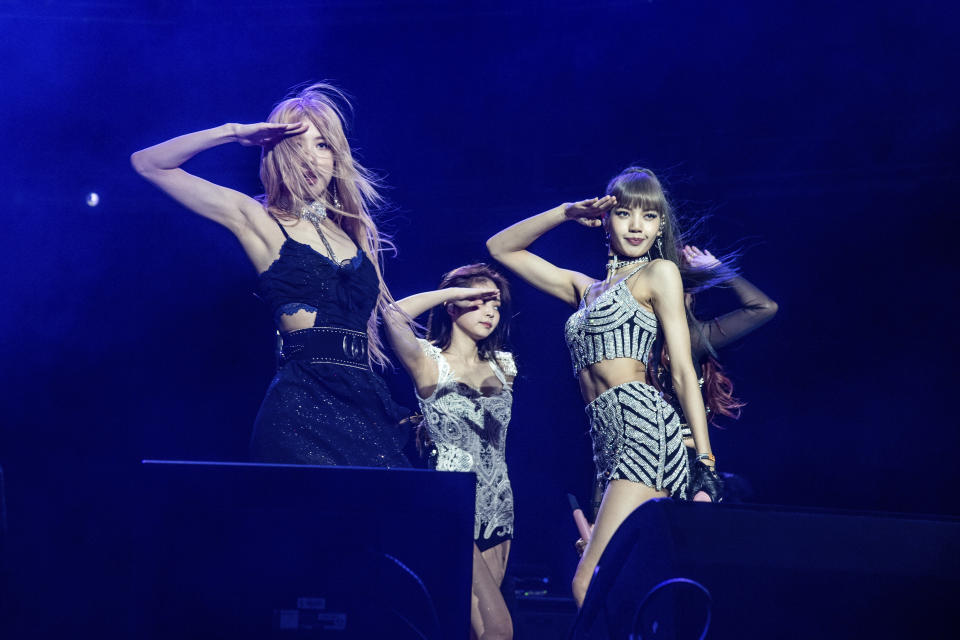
[[564, 264, 658, 377], [416, 339, 515, 541]]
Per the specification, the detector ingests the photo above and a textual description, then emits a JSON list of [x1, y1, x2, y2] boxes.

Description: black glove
[[690, 460, 724, 503]]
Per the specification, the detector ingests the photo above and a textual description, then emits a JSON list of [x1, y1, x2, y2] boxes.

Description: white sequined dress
[[416, 339, 516, 550]]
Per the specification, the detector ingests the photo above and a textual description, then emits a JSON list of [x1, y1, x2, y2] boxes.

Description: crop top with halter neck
[[564, 262, 657, 378]]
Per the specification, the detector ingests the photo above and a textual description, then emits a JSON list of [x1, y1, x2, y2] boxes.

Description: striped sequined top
[[563, 263, 657, 377]]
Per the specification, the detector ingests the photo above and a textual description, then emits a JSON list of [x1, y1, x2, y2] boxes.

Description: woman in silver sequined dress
[[487, 167, 721, 608], [384, 264, 516, 640]]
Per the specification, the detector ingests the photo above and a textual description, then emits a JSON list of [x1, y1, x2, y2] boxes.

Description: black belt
[[279, 327, 369, 370]]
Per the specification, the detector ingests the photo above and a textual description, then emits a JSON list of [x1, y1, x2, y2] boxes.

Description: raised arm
[[383, 286, 499, 397], [130, 122, 307, 266], [486, 197, 615, 307], [682, 246, 778, 352]]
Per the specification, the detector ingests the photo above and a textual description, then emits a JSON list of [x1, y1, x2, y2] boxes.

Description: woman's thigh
[[579, 480, 667, 577], [480, 540, 511, 587]]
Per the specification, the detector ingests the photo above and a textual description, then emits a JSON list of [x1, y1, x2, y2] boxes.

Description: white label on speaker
[[318, 613, 347, 630], [296, 597, 326, 610]]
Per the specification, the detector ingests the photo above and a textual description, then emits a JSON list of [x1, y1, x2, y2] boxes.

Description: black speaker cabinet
[[135, 460, 475, 639], [572, 499, 960, 639]]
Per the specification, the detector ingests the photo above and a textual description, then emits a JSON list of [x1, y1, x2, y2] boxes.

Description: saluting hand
[[564, 196, 617, 227], [233, 121, 309, 148], [447, 287, 501, 309]]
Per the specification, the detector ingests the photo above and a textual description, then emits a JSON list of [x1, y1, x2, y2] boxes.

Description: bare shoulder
[[646, 258, 680, 277], [627, 259, 681, 305], [644, 258, 682, 290]]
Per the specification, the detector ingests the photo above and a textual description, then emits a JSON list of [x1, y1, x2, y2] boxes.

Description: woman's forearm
[[727, 276, 778, 313], [383, 288, 473, 345], [672, 367, 713, 458], [486, 204, 569, 257], [393, 289, 461, 319], [131, 124, 237, 174]]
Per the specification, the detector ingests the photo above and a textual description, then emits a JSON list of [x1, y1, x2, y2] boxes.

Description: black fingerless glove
[[690, 460, 724, 503]]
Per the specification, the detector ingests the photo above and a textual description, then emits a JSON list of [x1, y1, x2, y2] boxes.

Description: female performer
[[384, 264, 516, 640], [579, 244, 778, 517], [487, 167, 723, 607], [130, 83, 409, 467], [669, 245, 778, 453]]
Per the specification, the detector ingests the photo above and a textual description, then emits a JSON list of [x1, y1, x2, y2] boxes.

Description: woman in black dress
[[131, 83, 409, 467]]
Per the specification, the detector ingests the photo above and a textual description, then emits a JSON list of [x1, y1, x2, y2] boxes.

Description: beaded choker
[[604, 254, 649, 283]]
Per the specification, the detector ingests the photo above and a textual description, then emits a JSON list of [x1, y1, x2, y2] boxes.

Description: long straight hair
[[258, 82, 397, 368], [603, 167, 740, 420]]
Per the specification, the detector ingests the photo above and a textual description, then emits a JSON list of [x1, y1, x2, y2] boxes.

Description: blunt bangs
[[606, 168, 667, 214]]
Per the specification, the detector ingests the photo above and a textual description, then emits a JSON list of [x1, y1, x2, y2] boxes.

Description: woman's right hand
[[232, 121, 309, 148], [446, 287, 501, 308], [563, 196, 617, 227], [574, 523, 595, 556]]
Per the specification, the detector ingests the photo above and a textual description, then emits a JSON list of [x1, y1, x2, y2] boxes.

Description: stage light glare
[[86, 192, 100, 207]]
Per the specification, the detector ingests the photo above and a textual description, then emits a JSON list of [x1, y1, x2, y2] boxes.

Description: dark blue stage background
[[1, 0, 958, 635]]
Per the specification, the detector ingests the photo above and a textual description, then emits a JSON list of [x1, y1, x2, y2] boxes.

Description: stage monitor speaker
[[135, 460, 475, 639], [572, 499, 960, 639]]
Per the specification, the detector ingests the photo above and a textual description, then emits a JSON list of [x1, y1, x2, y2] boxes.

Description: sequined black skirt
[[250, 360, 411, 467]]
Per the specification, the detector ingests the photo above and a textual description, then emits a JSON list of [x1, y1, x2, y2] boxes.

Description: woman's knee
[[484, 617, 513, 640]]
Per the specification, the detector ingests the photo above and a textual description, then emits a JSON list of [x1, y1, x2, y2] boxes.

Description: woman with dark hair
[[670, 245, 778, 457], [384, 264, 516, 640], [130, 82, 409, 467], [577, 244, 778, 518], [487, 167, 726, 607]]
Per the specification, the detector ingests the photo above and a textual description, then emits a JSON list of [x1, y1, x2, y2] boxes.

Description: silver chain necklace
[[299, 201, 338, 263], [604, 254, 649, 283]]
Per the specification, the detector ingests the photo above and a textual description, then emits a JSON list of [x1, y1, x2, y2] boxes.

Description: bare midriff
[[577, 357, 650, 405], [278, 309, 319, 333]]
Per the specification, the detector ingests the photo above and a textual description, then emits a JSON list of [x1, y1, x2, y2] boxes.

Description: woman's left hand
[[681, 245, 722, 269], [690, 460, 724, 503]]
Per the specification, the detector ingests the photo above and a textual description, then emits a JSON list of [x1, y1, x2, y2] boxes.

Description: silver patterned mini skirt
[[585, 380, 688, 499]]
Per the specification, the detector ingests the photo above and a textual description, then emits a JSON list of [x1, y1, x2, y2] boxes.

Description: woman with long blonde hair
[[131, 83, 408, 466]]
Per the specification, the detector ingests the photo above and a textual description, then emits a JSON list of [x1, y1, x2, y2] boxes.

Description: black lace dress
[[249, 229, 410, 467]]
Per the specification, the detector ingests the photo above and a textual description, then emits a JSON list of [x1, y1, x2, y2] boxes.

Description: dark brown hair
[[426, 263, 512, 361]]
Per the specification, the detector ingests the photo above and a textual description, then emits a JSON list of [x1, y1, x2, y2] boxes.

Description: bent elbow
[[130, 150, 152, 176], [761, 300, 779, 319], [486, 236, 504, 260]]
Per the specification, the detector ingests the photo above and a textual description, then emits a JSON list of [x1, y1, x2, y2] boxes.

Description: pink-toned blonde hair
[[258, 82, 397, 368]]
